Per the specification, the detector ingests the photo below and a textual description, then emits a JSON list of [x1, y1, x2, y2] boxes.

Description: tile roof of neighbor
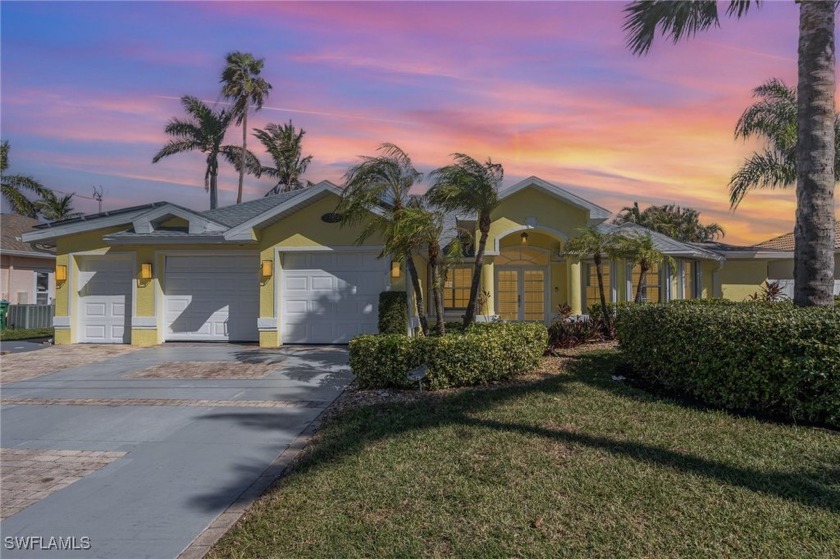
[[201, 190, 309, 227], [1, 214, 55, 255], [754, 222, 840, 251]]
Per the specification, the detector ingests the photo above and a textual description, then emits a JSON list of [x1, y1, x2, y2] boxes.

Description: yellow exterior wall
[[700, 261, 717, 298], [159, 217, 189, 228], [488, 187, 588, 250], [719, 259, 768, 301]]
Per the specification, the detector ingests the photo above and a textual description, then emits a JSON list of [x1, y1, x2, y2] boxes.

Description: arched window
[[495, 246, 549, 266]]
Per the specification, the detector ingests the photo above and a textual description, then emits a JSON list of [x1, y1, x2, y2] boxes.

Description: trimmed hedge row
[[349, 322, 548, 390], [616, 303, 840, 427], [378, 291, 408, 334]]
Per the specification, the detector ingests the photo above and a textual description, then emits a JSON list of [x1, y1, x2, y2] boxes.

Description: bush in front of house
[[378, 291, 408, 335], [349, 322, 548, 390], [616, 302, 840, 427]]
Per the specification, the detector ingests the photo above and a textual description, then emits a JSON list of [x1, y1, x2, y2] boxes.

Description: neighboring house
[[700, 222, 840, 300], [22, 176, 830, 347], [1, 213, 56, 305]]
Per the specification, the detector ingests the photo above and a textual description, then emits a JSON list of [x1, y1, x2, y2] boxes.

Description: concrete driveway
[[0, 344, 352, 559]]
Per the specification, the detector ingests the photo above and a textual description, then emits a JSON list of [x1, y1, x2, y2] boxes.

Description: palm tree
[[37, 191, 83, 221], [614, 202, 725, 242], [152, 96, 257, 210], [221, 51, 272, 205], [428, 154, 503, 328], [253, 121, 313, 196], [1, 140, 51, 218], [564, 227, 620, 332], [337, 143, 430, 335], [624, 0, 836, 307], [616, 233, 675, 304], [729, 78, 840, 207]]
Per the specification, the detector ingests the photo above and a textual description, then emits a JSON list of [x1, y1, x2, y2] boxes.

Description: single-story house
[[20, 177, 836, 346], [1, 213, 56, 305]]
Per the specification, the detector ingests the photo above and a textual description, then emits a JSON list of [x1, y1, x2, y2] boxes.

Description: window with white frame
[[629, 262, 660, 302], [585, 261, 612, 309], [443, 266, 472, 310], [35, 271, 50, 304], [683, 261, 701, 299]]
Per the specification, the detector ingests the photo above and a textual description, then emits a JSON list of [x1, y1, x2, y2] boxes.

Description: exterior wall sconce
[[391, 260, 401, 279], [55, 264, 67, 282], [520, 232, 529, 246], [140, 263, 153, 280], [261, 260, 273, 277]]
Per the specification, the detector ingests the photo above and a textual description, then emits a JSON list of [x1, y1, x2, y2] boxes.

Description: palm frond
[[152, 140, 200, 163], [728, 149, 796, 208], [624, 0, 721, 55]]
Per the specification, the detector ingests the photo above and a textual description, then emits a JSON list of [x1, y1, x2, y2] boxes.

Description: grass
[[0, 327, 53, 341], [208, 350, 840, 559]]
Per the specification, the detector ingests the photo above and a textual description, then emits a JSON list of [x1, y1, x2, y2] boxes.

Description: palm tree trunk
[[405, 255, 429, 336], [237, 112, 247, 204], [428, 245, 445, 336], [794, 0, 836, 307], [463, 217, 489, 328], [634, 264, 648, 304], [594, 254, 611, 332], [209, 171, 218, 210]]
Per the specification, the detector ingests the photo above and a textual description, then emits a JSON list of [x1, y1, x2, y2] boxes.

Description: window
[[683, 261, 699, 299], [443, 266, 472, 310], [585, 262, 611, 309], [35, 272, 50, 305], [630, 263, 660, 303]]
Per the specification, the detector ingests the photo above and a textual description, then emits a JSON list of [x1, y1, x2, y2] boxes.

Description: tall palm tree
[[221, 51, 272, 204], [564, 227, 621, 332], [152, 96, 257, 209], [428, 154, 503, 328], [624, 0, 836, 307], [729, 78, 840, 207], [37, 191, 83, 221], [337, 143, 430, 335], [614, 202, 725, 242], [1, 140, 51, 218], [616, 233, 675, 304], [253, 121, 313, 196]]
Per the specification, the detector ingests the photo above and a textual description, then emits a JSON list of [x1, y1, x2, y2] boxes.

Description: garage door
[[164, 255, 259, 342], [77, 255, 133, 343], [281, 251, 388, 344]]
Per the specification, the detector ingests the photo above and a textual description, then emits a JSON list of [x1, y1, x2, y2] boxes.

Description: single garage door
[[164, 254, 259, 342], [77, 255, 133, 343], [281, 251, 388, 344]]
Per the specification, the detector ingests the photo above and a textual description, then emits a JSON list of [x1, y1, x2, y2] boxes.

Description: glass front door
[[496, 267, 545, 321]]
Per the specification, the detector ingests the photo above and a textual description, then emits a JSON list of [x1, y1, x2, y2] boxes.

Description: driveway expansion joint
[[2, 397, 330, 408]]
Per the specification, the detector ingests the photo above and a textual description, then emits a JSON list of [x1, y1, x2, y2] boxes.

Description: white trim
[[73, 252, 136, 344], [499, 176, 611, 220], [105, 235, 232, 245], [276, 245, 384, 252], [493, 224, 568, 253], [494, 263, 551, 324], [131, 316, 156, 329], [53, 316, 70, 328], [257, 317, 278, 331], [132, 204, 226, 234]]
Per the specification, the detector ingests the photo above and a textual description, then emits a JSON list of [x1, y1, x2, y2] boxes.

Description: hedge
[[349, 322, 548, 390], [616, 302, 840, 427], [378, 291, 408, 334]]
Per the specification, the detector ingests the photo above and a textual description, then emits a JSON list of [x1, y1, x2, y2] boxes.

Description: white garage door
[[281, 251, 388, 344], [164, 255, 259, 342], [77, 255, 133, 344]]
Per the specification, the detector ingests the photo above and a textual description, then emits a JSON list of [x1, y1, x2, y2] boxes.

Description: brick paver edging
[[175, 402, 335, 559], [2, 398, 328, 409]]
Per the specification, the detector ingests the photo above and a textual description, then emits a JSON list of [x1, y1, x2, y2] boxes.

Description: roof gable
[[500, 176, 611, 222]]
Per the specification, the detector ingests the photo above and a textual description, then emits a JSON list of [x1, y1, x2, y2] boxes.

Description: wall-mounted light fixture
[[55, 264, 67, 282], [261, 259, 273, 278], [140, 263, 153, 280], [520, 232, 529, 246], [391, 260, 402, 279]]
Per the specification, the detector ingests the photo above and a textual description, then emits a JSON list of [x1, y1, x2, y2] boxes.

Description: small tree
[[1, 140, 51, 218], [37, 191, 83, 221], [564, 226, 621, 333], [616, 233, 675, 304], [253, 121, 313, 195]]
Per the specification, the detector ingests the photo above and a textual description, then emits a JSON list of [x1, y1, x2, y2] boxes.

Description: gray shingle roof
[[597, 222, 723, 261], [201, 190, 308, 227]]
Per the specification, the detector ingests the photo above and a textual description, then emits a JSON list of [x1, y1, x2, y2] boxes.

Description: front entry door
[[496, 268, 545, 321]]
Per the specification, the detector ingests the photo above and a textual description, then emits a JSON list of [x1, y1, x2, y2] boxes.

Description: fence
[[6, 304, 55, 330]]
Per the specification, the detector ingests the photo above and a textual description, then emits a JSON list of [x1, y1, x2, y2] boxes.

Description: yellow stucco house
[[21, 177, 828, 347]]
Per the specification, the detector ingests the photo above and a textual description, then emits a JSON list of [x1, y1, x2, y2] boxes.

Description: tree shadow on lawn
[[188, 351, 840, 515]]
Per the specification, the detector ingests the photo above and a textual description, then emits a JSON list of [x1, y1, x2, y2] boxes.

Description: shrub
[[616, 302, 840, 427], [378, 291, 408, 335], [349, 322, 548, 390], [548, 314, 603, 349]]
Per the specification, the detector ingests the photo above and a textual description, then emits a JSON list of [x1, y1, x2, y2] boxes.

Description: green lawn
[[209, 350, 840, 559], [0, 327, 53, 341]]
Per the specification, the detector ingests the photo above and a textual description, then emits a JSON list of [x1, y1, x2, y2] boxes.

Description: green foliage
[[378, 291, 408, 335], [1, 140, 53, 218], [616, 303, 840, 426], [254, 121, 313, 195], [349, 322, 548, 390], [614, 201, 725, 242], [0, 327, 53, 341]]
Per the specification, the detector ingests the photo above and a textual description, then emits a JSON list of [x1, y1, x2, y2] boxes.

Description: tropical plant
[[564, 226, 621, 333], [1, 140, 51, 218], [152, 96, 258, 209], [623, 0, 836, 307], [253, 121, 313, 195], [729, 78, 840, 207], [428, 153, 503, 328], [614, 202, 724, 242], [37, 191, 83, 221], [221, 51, 272, 204], [747, 280, 789, 302], [616, 232, 675, 304], [337, 143, 430, 335]]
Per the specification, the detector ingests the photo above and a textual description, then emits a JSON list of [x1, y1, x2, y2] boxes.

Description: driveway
[[0, 344, 352, 559], [0, 338, 52, 354]]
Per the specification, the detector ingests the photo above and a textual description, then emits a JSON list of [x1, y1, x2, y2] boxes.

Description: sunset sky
[[1, 1, 828, 244]]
